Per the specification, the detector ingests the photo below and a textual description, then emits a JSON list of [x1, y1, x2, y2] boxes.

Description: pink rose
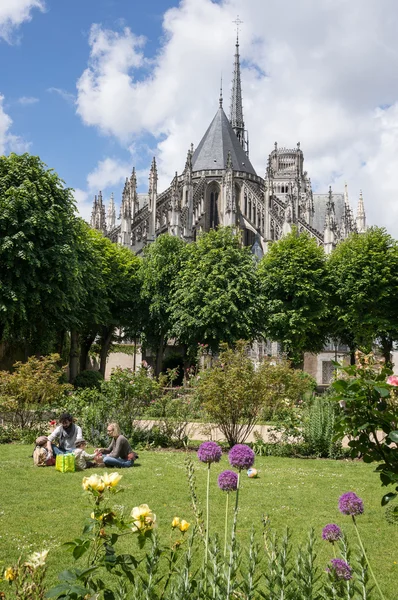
[[387, 375, 398, 387]]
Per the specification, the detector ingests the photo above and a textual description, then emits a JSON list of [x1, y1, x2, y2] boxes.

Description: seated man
[[47, 413, 83, 459]]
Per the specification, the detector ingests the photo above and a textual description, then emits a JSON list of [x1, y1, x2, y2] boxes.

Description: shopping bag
[[55, 453, 75, 473]]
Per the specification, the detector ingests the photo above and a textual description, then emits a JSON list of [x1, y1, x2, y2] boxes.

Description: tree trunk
[[99, 326, 114, 377], [380, 336, 393, 368], [155, 334, 165, 378], [69, 329, 79, 383], [133, 336, 137, 372], [80, 332, 97, 372], [350, 350, 356, 365]]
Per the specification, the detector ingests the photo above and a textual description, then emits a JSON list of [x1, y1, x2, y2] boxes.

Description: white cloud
[[17, 96, 39, 105], [0, 94, 30, 154], [0, 0, 44, 42], [76, 0, 398, 237], [47, 87, 76, 105], [74, 157, 133, 223]]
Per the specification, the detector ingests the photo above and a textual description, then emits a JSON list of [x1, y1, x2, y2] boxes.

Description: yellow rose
[[131, 504, 156, 533], [171, 516, 180, 528], [82, 474, 105, 492], [179, 520, 190, 532], [4, 567, 16, 581], [102, 472, 122, 488]]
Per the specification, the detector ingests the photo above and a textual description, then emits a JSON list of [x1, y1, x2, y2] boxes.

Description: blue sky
[[2, 0, 398, 234]]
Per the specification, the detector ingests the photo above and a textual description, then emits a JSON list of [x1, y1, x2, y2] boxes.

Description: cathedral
[[90, 35, 367, 258]]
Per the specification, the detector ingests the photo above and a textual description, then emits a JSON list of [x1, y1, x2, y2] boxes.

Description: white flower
[[25, 550, 48, 569]]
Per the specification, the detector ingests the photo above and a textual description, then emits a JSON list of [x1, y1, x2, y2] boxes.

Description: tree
[[257, 229, 329, 366], [327, 227, 398, 363], [170, 227, 261, 358], [0, 153, 82, 355], [139, 234, 186, 376]]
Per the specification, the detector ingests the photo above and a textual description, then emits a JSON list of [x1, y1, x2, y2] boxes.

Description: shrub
[[196, 341, 267, 447], [303, 397, 343, 458], [0, 354, 71, 430], [73, 369, 104, 390]]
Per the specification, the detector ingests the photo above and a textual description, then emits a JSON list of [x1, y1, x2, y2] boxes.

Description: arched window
[[244, 192, 248, 215], [210, 189, 219, 229], [253, 203, 256, 224], [248, 198, 252, 221]]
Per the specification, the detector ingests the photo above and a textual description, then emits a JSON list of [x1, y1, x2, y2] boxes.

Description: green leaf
[[45, 584, 71, 598], [58, 570, 78, 583], [381, 492, 397, 506], [388, 430, 398, 442], [374, 386, 390, 398]]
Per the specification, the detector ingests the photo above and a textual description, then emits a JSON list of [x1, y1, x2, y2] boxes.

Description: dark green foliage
[[170, 228, 262, 358], [327, 227, 398, 358], [0, 153, 82, 353], [73, 370, 104, 390], [257, 229, 329, 365], [330, 352, 398, 505], [302, 397, 342, 458]]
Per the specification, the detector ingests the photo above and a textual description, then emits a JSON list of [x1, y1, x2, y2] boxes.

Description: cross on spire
[[233, 15, 243, 41]]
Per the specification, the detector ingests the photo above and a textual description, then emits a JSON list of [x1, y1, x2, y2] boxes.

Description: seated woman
[[46, 413, 83, 459], [98, 423, 135, 468]]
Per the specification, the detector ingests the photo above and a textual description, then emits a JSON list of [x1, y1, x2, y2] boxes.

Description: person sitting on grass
[[46, 413, 83, 459], [73, 438, 103, 471], [97, 423, 137, 469]]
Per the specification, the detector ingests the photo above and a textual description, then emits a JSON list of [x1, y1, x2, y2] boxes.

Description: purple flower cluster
[[322, 524, 342, 543], [218, 470, 238, 492], [228, 444, 255, 470], [327, 559, 352, 581], [197, 441, 222, 464], [339, 492, 364, 516]]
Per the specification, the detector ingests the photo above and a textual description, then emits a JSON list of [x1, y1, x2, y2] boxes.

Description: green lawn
[[0, 444, 397, 598]]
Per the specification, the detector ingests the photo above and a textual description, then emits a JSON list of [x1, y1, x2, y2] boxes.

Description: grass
[[0, 444, 397, 597]]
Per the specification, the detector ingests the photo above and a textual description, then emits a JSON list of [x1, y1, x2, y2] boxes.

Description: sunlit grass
[[0, 444, 397, 597]]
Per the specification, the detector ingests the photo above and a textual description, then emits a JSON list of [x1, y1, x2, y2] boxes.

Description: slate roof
[[191, 107, 257, 176], [313, 193, 344, 232]]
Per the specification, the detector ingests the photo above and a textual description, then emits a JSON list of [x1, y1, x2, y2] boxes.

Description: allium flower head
[[322, 524, 342, 543], [327, 558, 352, 580], [339, 492, 364, 516], [197, 441, 222, 464], [228, 444, 255, 470], [218, 470, 238, 492]]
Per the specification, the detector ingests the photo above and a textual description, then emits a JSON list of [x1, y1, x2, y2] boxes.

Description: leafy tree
[[139, 234, 186, 376], [257, 229, 329, 366], [0, 354, 71, 429], [195, 341, 268, 446], [170, 227, 261, 358], [327, 227, 398, 363], [0, 153, 82, 354]]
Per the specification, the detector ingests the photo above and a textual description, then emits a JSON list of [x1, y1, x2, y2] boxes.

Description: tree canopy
[[327, 227, 398, 361], [0, 153, 82, 354], [170, 227, 262, 358], [257, 229, 329, 365]]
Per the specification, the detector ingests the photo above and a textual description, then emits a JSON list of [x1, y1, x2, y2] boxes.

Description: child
[[73, 439, 103, 470], [33, 436, 55, 467]]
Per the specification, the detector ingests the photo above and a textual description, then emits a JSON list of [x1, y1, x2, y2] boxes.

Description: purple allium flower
[[327, 559, 352, 581], [218, 470, 238, 492], [322, 524, 342, 543], [197, 441, 222, 464], [339, 492, 364, 516], [228, 444, 255, 470]]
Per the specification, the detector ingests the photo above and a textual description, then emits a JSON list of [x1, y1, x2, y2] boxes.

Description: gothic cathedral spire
[[229, 27, 248, 156]]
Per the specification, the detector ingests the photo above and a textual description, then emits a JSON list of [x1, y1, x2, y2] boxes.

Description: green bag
[[55, 453, 75, 473]]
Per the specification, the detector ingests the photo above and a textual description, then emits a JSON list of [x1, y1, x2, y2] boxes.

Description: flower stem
[[205, 463, 210, 576], [224, 492, 229, 558], [227, 471, 240, 600], [352, 516, 386, 600]]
